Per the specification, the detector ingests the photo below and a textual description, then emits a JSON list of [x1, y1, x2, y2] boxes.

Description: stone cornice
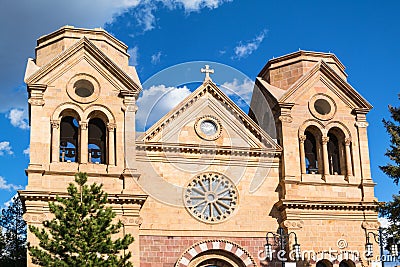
[[19, 190, 147, 206], [136, 141, 281, 158], [26, 37, 141, 97], [258, 50, 346, 78], [142, 81, 282, 152], [36, 25, 128, 55], [276, 199, 378, 212]]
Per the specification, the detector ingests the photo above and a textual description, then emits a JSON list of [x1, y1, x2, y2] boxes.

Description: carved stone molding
[[344, 138, 351, 146], [79, 121, 88, 130], [123, 96, 138, 112], [107, 122, 117, 131], [322, 136, 330, 144], [355, 121, 369, 128], [50, 120, 60, 129], [299, 135, 306, 143], [120, 216, 143, 226], [28, 98, 45, 106], [283, 220, 304, 230], [279, 115, 293, 123], [362, 221, 380, 230], [23, 213, 47, 223]]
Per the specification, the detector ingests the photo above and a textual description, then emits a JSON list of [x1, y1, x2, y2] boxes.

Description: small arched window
[[60, 116, 79, 162], [88, 118, 106, 164], [328, 133, 341, 174], [304, 131, 319, 174]]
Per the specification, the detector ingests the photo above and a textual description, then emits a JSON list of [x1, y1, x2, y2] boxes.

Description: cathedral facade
[[20, 26, 379, 267]]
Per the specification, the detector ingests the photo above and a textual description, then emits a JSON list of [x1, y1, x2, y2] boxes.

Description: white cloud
[[3, 194, 18, 208], [233, 29, 268, 59], [220, 78, 254, 103], [151, 51, 162, 65], [6, 109, 29, 130], [128, 46, 139, 66], [0, 176, 22, 191], [0, 142, 13, 156], [23, 146, 30, 156], [136, 84, 191, 131], [161, 0, 232, 11], [378, 217, 389, 228]]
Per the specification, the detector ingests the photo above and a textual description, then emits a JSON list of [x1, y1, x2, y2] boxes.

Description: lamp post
[[265, 226, 301, 267], [365, 227, 399, 267]]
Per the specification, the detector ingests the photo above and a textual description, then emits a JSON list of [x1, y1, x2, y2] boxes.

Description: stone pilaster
[[123, 96, 138, 171], [50, 120, 60, 163], [80, 121, 88, 163]]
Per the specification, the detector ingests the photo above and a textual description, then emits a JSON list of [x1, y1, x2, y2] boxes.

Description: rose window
[[184, 173, 238, 223]]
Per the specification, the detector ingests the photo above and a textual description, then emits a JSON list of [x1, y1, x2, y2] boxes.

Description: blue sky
[[0, 0, 399, 213]]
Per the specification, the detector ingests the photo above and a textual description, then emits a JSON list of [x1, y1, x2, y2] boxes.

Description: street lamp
[[265, 226, 301, 267], [365, 227, 399, 267]]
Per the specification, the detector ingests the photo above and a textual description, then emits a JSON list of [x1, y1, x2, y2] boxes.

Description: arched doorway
[[176, 240, 256, 267], [188, 250, 245, 267]]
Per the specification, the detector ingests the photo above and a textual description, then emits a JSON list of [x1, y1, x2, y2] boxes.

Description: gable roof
[[25, 37, 141, 97], [259, 60, 372, 110], [141, 80, 282, 152]]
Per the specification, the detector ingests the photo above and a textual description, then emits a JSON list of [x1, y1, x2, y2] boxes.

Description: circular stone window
[[74, 79, 94, 97], [67, 74, 100, 103], [309, 94, 336, 120], [194, 116, 222, 141], [184, 172, 238, 224]]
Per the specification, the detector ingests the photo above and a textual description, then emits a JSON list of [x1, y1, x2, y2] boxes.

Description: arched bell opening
[[88, 118, 107, 164], [59, 116, 79, 162]]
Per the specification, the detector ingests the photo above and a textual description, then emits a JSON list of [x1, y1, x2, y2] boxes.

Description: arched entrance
[[188, 250, 245, 267], [175, 240, 256, 267]]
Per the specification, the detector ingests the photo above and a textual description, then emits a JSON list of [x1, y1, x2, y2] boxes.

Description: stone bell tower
[[250, 51, 379, 266], [20, 26, 147, 266]]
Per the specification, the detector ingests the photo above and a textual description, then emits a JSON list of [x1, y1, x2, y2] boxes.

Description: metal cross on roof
[[201, 65, 214, 81]]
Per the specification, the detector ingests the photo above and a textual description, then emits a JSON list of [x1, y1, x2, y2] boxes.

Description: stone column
[[322, 136, 330, 178], [345, 138, 353, 179], [123, 96, 138, 170], [299, 135, 307, 174], [80, 121, 88, 164], [107, 123, 116, 166], [51, 120, 60, 162]]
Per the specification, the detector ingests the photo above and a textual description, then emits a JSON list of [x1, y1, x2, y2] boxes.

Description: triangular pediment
[[141, 81, 281, 153], [279, 60, 372, 110], [25, 37, 141, 96]]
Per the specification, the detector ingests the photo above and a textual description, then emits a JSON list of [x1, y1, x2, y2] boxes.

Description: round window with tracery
[[184, 172, 238, 223]]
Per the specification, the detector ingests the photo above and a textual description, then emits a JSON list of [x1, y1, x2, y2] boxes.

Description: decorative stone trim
[[361, 221, 380, 230], [107, 122, 117, 131], [194, 115, 222, 141], [27, 83, 47, 106], [136, 141, 281, 157], [175, 239, 257, 267], [277, 200, 378, 212], [283, 219, 304, 229], [19, 191, 147, 206], [66, 73, 100, 104], [50, 120, 60, 129], [23, 213, 47, 223], [309, 94, 336, 121], [119, 216, 143, 226]]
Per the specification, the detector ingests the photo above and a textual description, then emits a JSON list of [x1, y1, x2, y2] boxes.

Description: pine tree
[[28, 172, 134, 267], [0, 226, 5, 261], [0, 196, 27, 266], [380, 102, 400, 241]]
